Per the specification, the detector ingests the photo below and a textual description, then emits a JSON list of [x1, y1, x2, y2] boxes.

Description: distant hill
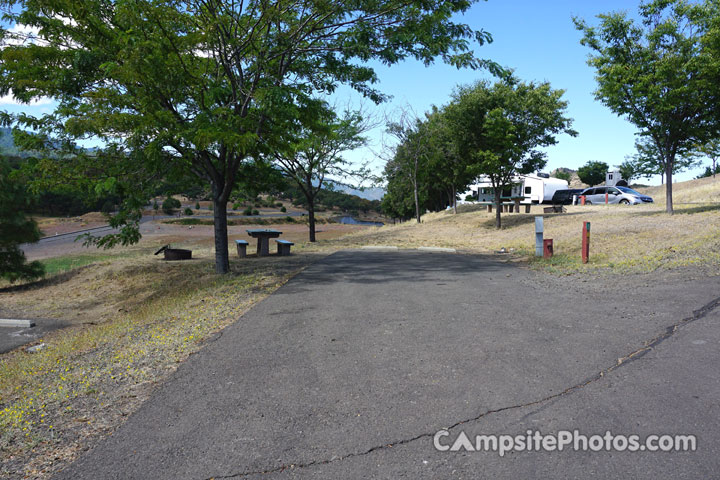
[[335, 184, 385, 201], [551, 167, 585, 188], [0, 128, 22, 156]]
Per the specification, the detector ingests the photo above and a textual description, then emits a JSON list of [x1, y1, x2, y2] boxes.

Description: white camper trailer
[[605, 169, 627, 187], [463, 173, 569, 204], [520, 173, 569, 203]]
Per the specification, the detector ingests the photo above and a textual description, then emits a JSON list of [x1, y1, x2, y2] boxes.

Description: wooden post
[[487, 204, 493, 213], [524, 204, 531, 213], [543, 239, 553, 258], [605, 192, 608, 204], [514, 199, 521, 213], [580, 195, 586, 206], [582, 221, 590, 264]]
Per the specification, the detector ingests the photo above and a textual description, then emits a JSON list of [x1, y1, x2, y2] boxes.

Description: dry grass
[[637, 174, 720, 205], [33, 214, 108, 237], [0, 241, 327, 479], [327, 177, 720, 274]]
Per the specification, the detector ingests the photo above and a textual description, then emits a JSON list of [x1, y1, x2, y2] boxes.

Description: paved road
[[0, 318, 69, 354], [21, 211, 308, 257], [54, 251, 720, 479]]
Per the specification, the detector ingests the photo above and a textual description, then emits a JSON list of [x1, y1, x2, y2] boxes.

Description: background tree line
[[382, 77, 576, 228]]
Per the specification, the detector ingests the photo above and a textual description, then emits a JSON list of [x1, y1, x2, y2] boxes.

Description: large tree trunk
[[212, 194, 230, 274], [413, 179, 421, 223], [494, 188, 502, 229], [307, 197, 317, 242], [452, 184, 457, 214], [665, 156, 673, 215]]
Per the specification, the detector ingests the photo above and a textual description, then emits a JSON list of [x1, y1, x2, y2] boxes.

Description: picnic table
[[246, 229, 282, 256]]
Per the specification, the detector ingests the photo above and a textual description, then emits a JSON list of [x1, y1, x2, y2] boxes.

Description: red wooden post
[[581, 221, 590, 264], [605, 192, 608, 204], [580, 195, 586, 206], [543, 239, 553, 258]]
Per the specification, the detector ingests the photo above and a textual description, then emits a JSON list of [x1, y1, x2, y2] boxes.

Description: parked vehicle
[[521, 173, 570, 203], [579, 186, 653, 205], [550, 188, 585, 205], [463, 173, 569, 204]]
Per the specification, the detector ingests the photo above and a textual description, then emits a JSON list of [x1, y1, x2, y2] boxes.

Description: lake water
[[338, 216, 384, 227]]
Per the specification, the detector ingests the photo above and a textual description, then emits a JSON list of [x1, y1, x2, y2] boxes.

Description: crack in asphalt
[[206, 294, 720, 479]]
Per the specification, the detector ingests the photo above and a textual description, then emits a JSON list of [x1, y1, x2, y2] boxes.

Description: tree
[[577, 161, 608, 187], [626, 137, 698, 184], [0, 158, 44, 282], [0, 0, 498, 274], [272, 103, 367, 242], [695, 138, 720, 178], [386, 111, 433, 223], [423, 108, 478, 214], [162, 197, 181, 215], [618, 160, 639, 183], [574, 0, 720, 214], [697, 164, 720, 178], [552, 169, 572, 183], [381, 154, 421, 220], [446, 78, 576, 228]]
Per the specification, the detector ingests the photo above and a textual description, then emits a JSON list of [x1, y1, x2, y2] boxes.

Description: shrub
[[101, 200, 115, 214], [252, 209, 259, 215], [195, 202, 200, 210], [184, 207, 194, 216], [554, 170, 572, 182], [577, 161, 608, 187], [243, 206, 253, 216], [280, 206, 286, 212], [162, 197, 181, 215]]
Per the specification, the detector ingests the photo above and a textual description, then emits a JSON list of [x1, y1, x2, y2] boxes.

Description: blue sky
[[338, 0, 709, 185], [1, 1, 711, 185]]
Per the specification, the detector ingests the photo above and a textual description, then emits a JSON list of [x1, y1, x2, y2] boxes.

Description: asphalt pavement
[[53, 250, 720, 479], [0, 318, 68, 354]]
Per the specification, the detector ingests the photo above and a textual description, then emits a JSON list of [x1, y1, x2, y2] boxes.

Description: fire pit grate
[[154, 245, 192, 261]]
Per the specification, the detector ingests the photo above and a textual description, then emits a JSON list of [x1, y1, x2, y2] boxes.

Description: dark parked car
[[551, 189, 585, 205]]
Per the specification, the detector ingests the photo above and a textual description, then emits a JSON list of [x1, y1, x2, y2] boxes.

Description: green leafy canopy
[[1, 0, 498, 272]]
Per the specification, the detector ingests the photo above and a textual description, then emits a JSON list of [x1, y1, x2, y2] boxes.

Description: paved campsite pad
[[55, 251, 720, 479], [0, 318, 68, 354]]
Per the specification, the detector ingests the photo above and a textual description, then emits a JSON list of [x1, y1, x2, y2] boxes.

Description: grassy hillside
[[637, 174, 720, 205], [331, 176, 720, 274]]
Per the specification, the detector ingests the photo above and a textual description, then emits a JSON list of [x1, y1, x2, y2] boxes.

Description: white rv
[[605, 169, 627, 187], [463, 173, 569, 204]]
